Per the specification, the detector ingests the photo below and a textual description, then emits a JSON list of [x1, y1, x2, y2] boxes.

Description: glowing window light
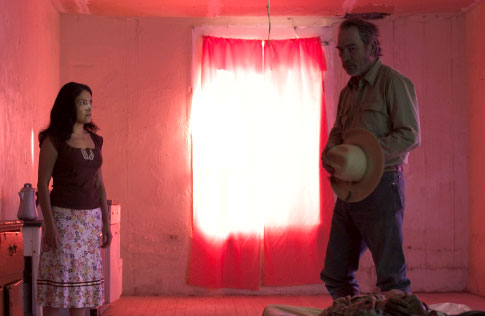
[[192, 43, 322, 239], [192, 69, 266, 239]]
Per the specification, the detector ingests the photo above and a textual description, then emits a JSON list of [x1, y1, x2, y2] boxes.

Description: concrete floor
[[101, 292, 485, 315]]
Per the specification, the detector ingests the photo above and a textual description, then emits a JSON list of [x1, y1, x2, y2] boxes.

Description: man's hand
[[321, 147, 335, 174]]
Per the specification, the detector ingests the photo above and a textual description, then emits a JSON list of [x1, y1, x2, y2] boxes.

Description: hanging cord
[[266, 0, 271, 42]]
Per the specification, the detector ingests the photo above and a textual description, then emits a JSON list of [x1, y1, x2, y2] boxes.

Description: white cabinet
[[102, 202, 123, 305]]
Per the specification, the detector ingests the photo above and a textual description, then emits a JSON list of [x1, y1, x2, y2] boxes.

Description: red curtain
[[262, 39, 334, 286], [189, 36, 334, 290]]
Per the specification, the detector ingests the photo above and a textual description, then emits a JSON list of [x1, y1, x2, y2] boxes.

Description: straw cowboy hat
[[326, 128, 384, 202]]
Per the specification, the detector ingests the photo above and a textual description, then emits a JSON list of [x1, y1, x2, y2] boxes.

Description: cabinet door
[[5, 280, 24, 316], [0, 232, 24, 285]]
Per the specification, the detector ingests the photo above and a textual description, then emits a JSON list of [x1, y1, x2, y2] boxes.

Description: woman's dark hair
[[340, 18, 383, 58], [39, 82, 98, 146]]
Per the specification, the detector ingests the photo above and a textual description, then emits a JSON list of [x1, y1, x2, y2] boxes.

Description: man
[[320, 18, 420, 299]]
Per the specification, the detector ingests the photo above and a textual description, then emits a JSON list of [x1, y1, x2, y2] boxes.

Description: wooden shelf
[[0, 221, 23, 233]]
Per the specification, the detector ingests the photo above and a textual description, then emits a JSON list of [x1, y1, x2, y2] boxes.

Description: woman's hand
[[101, 223, 112, 248], [44, 224, 59, 249]]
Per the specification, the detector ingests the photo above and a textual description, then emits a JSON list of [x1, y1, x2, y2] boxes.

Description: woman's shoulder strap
[[90, 133, 103, 149]]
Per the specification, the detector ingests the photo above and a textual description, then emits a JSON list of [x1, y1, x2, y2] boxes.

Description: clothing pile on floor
[[262, 291, 484, 316]]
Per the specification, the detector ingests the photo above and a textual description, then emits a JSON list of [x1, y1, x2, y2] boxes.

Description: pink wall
[[466, 1, 485, 296], [0, 1, 60, 220], [59, 14, 470, 295], [60, 16, 195, 295]]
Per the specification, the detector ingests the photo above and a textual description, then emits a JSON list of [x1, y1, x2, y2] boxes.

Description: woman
[[37, 82, 112, 316]]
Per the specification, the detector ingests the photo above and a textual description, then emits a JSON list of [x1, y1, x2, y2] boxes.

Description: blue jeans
[[321, 170, 411, 299]]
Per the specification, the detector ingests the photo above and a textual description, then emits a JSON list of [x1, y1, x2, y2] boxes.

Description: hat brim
[[330, 128, 384, 202]]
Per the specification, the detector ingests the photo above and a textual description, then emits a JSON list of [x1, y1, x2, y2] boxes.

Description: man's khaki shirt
[[325, 59, 421, 169]]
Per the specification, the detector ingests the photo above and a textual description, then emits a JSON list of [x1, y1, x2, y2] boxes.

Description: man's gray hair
[[340, 18, 383, 58]]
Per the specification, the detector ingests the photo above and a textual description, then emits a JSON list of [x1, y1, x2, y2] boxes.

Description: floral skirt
[[37, 206, 104, 308]]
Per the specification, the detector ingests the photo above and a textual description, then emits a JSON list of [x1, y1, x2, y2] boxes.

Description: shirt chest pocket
[[361, 99, 386, 113], [359, 100, 388, 134]]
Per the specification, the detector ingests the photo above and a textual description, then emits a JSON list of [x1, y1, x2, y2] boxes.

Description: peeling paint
[[342, 0, 357, 13]]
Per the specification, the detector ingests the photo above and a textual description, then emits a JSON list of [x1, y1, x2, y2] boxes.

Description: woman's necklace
[[81, 148, 94, 160]]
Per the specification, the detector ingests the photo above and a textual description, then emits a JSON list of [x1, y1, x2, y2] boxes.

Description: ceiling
[[52, 0, 481, 17]]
